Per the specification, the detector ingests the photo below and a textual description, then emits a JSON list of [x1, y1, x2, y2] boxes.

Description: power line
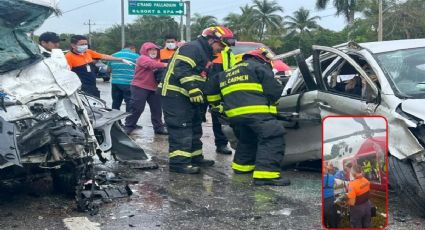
[[48, 0, 106, 19], [84, 19, 96, 46]]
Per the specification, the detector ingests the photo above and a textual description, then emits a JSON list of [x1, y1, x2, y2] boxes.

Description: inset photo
[[322, 116, 388, 229]]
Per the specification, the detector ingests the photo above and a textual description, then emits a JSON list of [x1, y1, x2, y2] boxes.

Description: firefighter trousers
[[162, 94, 204, 165], [231, 117, 285, 179]]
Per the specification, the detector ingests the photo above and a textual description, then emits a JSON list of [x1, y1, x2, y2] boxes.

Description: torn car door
[[275, 50, 322, 165], [312, 45, 380, 117]]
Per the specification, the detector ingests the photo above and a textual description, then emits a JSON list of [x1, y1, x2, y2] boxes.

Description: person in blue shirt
[[324, 164, 338, 228], [109, 44, 139, 111], [334, 162, 352, 181]]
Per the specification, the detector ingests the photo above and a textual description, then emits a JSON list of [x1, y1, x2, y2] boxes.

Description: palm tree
[[316, 0, 363, 26], [251, 0, 284, 41], [285, 8, 321, 48], [239, 4, 259, 40], [190, 13, 218, 39], [224, 13, 243, 37]]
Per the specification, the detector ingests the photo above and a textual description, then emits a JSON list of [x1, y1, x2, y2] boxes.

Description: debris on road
[[270, 208, 293, 216], [63, 217, 101, 230]]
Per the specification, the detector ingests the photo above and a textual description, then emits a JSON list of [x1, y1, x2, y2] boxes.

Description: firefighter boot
[[253, 177, 291, 186], [216, 145, 232, 155], [169, 164, 201, 174], [192, 159, 215, 167]]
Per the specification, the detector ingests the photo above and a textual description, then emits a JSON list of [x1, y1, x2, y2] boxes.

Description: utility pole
[[378, 0, 383, 41], [84, 19, 96, 46], [185, 1, 191, 42], [180, 0, 184, 41], [121, 0, 125, 48]]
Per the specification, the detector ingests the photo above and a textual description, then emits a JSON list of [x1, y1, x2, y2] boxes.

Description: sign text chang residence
[[128, 0, 185, 16]]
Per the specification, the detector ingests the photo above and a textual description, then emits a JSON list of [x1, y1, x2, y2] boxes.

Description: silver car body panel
[[278, 91, 322, 165]]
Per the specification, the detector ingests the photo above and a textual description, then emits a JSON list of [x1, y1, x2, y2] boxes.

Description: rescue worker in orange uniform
[[347, 164, 372, 228], [155, 35, 178, 84], [204, 48, 290, 186], [160, 34, 178, 63], [158, 26, 235, 174], [65, 35, 134, 97]]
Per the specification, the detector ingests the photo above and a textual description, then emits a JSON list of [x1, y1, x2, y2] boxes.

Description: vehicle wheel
[[389, 155, 425, 214], [51, 162, 86, 196], [103, 76, 110, 82]]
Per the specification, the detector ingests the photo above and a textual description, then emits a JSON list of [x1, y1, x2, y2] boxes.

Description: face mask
[[149, 53, 157, 59], [76, 45, 88, 53], [166, 42, 176, 50]]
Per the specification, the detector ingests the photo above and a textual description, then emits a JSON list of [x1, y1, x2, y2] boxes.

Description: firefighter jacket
[[211, 46, 236, 73], [204, 58, 284, 119], [158, 37, 214, 97]]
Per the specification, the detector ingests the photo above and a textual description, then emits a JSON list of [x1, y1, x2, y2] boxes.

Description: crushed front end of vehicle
[[0, 0, 98, 183], [0, 2, 155, 204]]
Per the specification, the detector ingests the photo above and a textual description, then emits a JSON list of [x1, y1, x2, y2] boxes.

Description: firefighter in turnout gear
[[158, 26, 235, 174], [204, 48, 291, 186], [203, 45, 236, 155]]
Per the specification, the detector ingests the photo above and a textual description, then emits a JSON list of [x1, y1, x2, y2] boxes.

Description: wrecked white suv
[[0, 0, 151, 199], [222, 40, 425, 212], [283, 40, 425, 212]]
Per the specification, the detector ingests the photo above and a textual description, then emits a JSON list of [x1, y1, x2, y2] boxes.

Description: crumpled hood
[[139, 42, 159, 56], [0, 50, 81, 109], [401, 99, 425, 122]]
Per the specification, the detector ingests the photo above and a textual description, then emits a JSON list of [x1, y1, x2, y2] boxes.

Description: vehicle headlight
[[396, 105, 425, 146]]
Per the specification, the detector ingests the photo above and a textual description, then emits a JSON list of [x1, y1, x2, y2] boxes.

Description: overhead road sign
[[128, 0, 185, 15]]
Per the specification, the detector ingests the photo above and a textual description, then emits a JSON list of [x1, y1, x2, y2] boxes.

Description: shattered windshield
[[376, 48, 425, 98], [0, 0, 54, 73]]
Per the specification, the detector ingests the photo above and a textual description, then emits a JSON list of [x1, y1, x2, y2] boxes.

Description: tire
[[389, 155, 425, 215], [51, 162, 86, 196]]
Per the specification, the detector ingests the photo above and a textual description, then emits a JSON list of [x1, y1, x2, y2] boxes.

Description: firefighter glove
[[211, 104, 224, 114], [189, 88, 204, 104]]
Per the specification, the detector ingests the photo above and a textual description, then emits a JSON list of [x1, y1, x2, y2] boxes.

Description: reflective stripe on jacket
[[158, 37, 213, 97], [204, 58, 283, 119]]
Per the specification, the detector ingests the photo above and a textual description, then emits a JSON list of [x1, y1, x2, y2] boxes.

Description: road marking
[[63, 217, 101, 230]]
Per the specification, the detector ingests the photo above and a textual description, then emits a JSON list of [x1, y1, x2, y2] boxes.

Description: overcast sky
[[323, 117, 387, 156], [36, 0, 347, 35]]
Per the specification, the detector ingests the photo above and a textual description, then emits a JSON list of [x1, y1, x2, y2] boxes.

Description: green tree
[[190, 13, 217, 39], [316, 0, 364, 25], [223, 4, 259, 41], [251, 0, 284, 41], [285, 7, 321, 47], [224, 13, 243, 38], [90, 16, 179, 54], [382, 0, 425, 39], [237, 4, 260, 40]]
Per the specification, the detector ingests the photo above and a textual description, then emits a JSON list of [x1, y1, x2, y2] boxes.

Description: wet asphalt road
[[0, 80, 424, 230]]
